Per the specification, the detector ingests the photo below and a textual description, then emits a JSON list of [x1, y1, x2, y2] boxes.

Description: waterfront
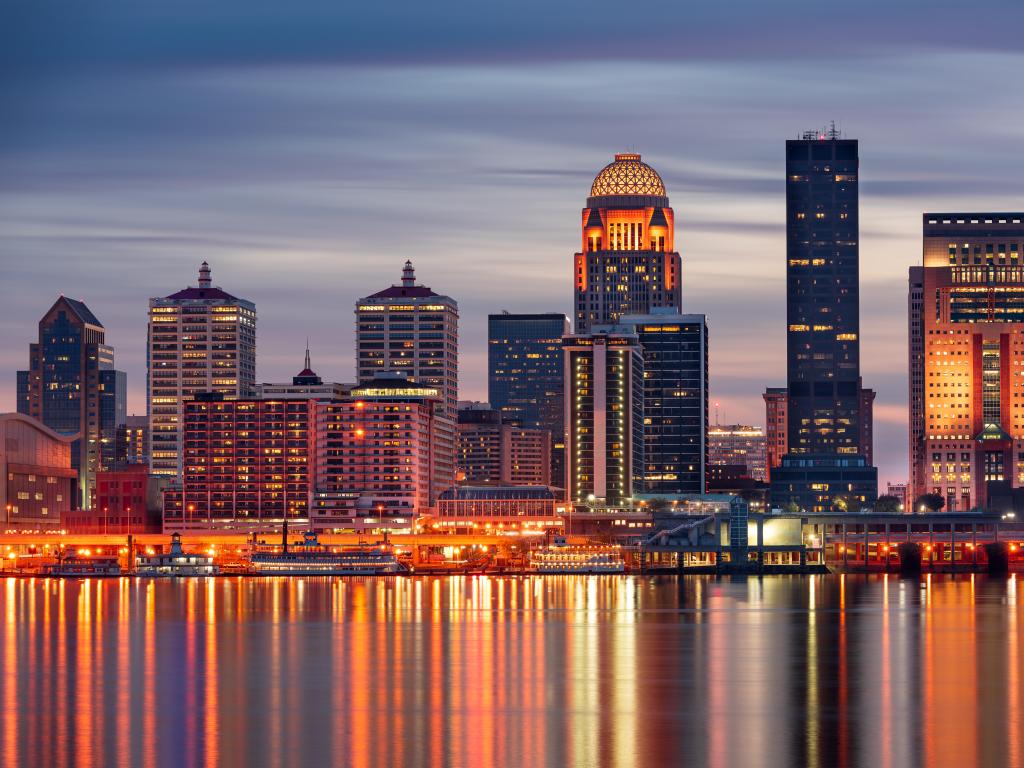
[[1, 575, 1022, 768]]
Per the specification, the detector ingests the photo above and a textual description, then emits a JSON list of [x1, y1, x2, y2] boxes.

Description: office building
[[770, 129, 877, 512], [165, 393, 313, 532], [312, 373, 454, 531], [116, 415, 149, 467], [355, 261, 458, 417], [708, 424, 767, 481], [574, 153, 682, 333], [0, 413, 76, 531], [487, 312, 569, 486], [17, 296, 126, 507], [910, 213, 1024, 512], [908, 264, 925, 503], [620, 311, 708, 496], [456, 403, 551, 487], [148, 262, 257, 477], [563, 328, 644, 505]]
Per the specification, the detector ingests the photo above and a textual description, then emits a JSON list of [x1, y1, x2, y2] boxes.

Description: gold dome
[[590, 153, 666, 197]]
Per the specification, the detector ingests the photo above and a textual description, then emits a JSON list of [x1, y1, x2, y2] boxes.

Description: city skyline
[[5, 13, 1024, 491]]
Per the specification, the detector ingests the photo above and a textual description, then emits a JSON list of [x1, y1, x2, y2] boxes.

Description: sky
[[3, 0, 1024, 489]]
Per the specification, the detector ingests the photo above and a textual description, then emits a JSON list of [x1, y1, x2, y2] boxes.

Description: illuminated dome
[[590, 153, 666, 197]]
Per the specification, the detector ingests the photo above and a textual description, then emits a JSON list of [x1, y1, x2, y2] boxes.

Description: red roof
[[366, 285, 438, 299], [165, 286, 239, 301]]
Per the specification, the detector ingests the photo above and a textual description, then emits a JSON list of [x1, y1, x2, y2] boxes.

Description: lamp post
[[5, 504, 10, 531], [188, 504, 195, 531]]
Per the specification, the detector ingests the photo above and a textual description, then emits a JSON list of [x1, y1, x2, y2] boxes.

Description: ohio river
[[1, 574, 1021, 768]]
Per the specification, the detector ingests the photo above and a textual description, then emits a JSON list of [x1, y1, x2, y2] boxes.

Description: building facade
[[563, 329, 645, 505], [763, 388, 789, 483], [574, 154, 682, 333], [771, 130, 877, 512], [0, 413, 76, 531], [708, 424, 767, 481], [17, 296, 126, 507], [355, 262, 458, 417], [148, 262, 257, 478], [908, 265, 925, 503], [116, 415, 149, 467], [910, 213, 1024, 512], [434, 486, 563, 532], [66, 464, 167, 533], [620, 312, 708, 496], [165, 393, 313, 532], [487, 312, 569, 486], [456, 403, 551, 487], [312, 374, 454, 530]]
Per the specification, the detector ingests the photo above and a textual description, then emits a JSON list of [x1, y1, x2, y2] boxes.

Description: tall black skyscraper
[[17, 296, 126, 507], [488, 312, 569, 486], [770, 128, 877, 512]]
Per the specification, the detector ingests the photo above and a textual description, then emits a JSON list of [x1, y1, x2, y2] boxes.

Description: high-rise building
[[165, 393, 314, 532], [574, 153, 682, 333], [355, 262, 458, 417], [763, 388, 789, 483], [770, 129, 877, 512], [910, 213, 1024, 512], [563, 329, 645, 505], [456, 403, 551, 487], [148, 262, 257, 478], [487, 312, 569, 486], [708, 424, 767, 481], [0, 413, 76, 530], [17, 296, 126, 507], [312, 373, 453, 531], [619, 311, 708, 496], [908, 265, 925, 502]]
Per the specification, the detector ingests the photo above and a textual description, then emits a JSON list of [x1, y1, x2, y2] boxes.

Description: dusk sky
[[3, 1, 1024, 487]]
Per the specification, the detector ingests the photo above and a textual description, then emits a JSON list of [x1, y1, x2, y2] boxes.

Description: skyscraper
[[574, 153, 682, 333], [563, 329, 645, 505], [148, 262, 257, 477], [487, 312, 568, 485], [770, 129, 877, 512], [762, 387, 788, 483], [17, 296, 126, 507], [619, 311, 708, 496], [908, 264, 925, 502], [910, 213, 1024, 512], [355, 261, 459, 419]]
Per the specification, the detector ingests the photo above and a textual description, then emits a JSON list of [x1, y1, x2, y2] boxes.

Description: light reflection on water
[[1, 574, 1022, 768]]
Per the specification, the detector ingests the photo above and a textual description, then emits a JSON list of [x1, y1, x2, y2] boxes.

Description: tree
[[873, 495, 903, 514], [832, 493, 863, 514], [914, 493, 945, 513]]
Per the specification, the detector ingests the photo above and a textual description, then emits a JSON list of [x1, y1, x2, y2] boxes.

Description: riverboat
[[250, 531, 405, 576], [135, 532, 220, 576], [530, 537, 625, 574]]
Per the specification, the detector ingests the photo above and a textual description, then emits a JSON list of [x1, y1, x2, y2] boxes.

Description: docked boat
[[43, 551, 123, 577], [135, 532, 220, 576], [530, 537, 625, 574], [250, 530, 405, 576]]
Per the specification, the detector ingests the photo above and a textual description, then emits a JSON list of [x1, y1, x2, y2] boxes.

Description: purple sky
[[3, 1, 1024, 488]]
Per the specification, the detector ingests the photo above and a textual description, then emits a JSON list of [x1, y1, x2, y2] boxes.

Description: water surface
[[1, 574, 1021, 767]]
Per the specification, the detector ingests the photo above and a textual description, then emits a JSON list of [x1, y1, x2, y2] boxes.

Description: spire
[[402, 260, 416, 288], [304, 339, 311, 371], [198, 261, 212, 288]]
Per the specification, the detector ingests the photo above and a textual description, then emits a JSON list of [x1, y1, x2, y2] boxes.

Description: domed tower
[[574, 153, 682, 332]]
